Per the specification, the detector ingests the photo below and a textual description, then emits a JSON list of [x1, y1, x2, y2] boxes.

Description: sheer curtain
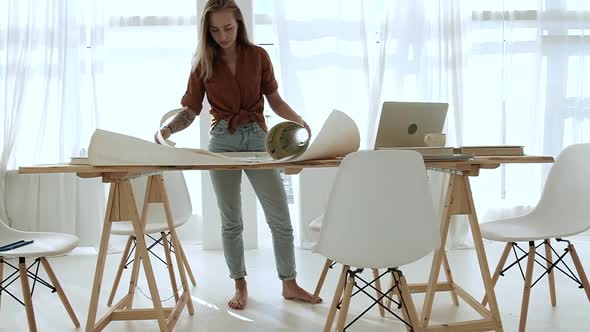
[[273, 0, 371, 145], [274, 0, 590, 248], [464, 0, 589, 241], [374, 0, 472, 248], [272, 0, 372, 248], [0, 0, 105, 246], [99, 0, 206, 246]]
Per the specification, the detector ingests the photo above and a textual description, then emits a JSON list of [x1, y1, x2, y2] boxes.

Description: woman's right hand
[[154, 127, 171, 144]]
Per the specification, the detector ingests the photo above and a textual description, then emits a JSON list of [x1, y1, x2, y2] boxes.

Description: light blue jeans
[[208, 120, 296, 280]]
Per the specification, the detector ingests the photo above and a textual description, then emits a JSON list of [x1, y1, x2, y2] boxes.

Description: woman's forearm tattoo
[[167, 109, 196, 134]]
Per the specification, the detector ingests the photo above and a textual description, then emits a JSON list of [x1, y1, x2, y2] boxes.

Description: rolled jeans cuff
[[279, 272, 297, 281]]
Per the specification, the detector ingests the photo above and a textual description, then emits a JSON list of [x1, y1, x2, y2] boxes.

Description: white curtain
[[272, 0, 373, 247], [467, 0, 588, 222], [98, 0, 204, 246], [373, 0, 472, 248], [462, 0, 589, 242], [0, 0, 105, 246], [274, 0, 590, 248], [273, 0, 372, 147]]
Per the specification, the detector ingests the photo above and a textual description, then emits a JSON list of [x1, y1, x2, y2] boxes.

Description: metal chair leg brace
[[0, 257, 57, 307], [124, 231, 175, 269], [501, 239, 585, 290], [336, 268, 415, 331]]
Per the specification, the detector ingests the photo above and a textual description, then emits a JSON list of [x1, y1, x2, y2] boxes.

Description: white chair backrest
[[0, 217, 21, 242], [130, 171, 192, 224], [531, 143, 590, 233], [315, 150, 440, 269]]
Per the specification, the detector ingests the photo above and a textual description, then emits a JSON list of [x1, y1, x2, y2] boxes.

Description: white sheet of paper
[[289, 110, 360, 162], [88, 130, 247, 166], [88, 110, 360, 166]]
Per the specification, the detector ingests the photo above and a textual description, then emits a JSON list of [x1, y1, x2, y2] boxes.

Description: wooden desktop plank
[[18, 159, 344, 174], [18, 155, 554, 175]]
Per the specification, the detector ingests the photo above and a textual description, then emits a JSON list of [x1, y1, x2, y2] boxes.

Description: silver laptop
[[374, 101, 448, 149]]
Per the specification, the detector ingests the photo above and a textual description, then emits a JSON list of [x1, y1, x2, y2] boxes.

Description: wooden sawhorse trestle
[[85, 174, 194, 332], [408, 173, 504, 332]]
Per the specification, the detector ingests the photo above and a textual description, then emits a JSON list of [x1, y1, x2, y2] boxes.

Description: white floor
[[1, 236, 590, 331]]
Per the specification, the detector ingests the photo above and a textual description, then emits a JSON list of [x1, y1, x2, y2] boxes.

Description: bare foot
[[228, 278, 248, 310], [282, 279, 322, 304]]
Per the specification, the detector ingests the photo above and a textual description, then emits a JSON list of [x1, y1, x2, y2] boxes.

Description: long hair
[[193, 0, 252, 81]]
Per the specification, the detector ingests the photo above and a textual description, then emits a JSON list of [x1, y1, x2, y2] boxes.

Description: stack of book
[[378, 147, 472, 161], [70, 157, 89, 165], [379, 146, 455, 156], [455, 146, 524, 156]]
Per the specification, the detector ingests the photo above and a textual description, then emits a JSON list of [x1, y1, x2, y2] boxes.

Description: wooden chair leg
[[336, 273, 355, 332], [313, 259, 332, 304], [107, 235, 133, 306], [519, 242, 536, 332], [323, 265, 348, 332], [544, 239, 557, 306], [39, 257, 80, 327], [161, 232, 179, 302], [372, 268, 385, 317], [483, 242, 512, 306], [395, 270, 422, 332], [177, 240, 197, 286], [19, 257, 37, 332], [385, 272, 395, 310], [568, 243, 590, 302], [389, 270, 411, 332]]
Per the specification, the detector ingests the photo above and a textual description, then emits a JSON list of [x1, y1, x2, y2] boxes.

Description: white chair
[[315, 150, 440, 332], [0, 219, 80, 331], [480, 143, 590, 332], [107, 171, 197, 306]]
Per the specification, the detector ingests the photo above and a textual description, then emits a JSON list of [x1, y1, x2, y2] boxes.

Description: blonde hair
[[193, 0, 252, 81]]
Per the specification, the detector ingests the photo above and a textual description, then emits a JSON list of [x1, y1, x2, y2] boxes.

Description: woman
[[156, 0, 317, 310]]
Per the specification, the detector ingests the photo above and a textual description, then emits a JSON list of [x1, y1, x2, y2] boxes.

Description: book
[[457, 146, 524, 156], [423, 154, 472, 161], [377, 146, 455, 156], [70, 157, 90, 165]]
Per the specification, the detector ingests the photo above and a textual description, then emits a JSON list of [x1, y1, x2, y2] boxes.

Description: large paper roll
[[265, 121, 310, 160]]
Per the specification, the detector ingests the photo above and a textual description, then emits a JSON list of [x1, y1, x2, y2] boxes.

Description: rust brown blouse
[[180, 44, 278, 134]]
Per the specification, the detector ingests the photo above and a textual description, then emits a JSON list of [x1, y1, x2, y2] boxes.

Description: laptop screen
[[374, 101, 448, 149]]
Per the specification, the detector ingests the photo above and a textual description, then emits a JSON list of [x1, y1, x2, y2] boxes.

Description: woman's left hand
[[301, 119, 312, 137]]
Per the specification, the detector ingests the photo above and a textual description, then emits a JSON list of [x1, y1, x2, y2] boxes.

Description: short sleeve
[[260, 48, 279, 95], [180, 69, 205, 114]]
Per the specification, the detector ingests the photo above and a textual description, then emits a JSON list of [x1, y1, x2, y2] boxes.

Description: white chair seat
[[0, 231, 79, 258], [110, 219, 187, 236], [309, 215, 323, 232], [480, 214, 589, 243]]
